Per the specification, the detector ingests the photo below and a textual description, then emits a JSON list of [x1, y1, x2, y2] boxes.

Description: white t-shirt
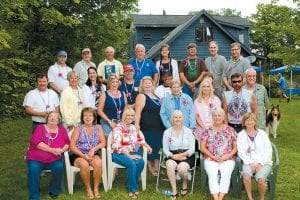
[[23, 89, 60, 122], [82, 84, 106, 109], [154, 85, 171, 99], [48, 63, 72, 91]]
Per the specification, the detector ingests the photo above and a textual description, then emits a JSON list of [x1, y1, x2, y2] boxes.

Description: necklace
[[82, 125, 95, 148], [44, 125, 59, 145], [135, 59, 145, 75], [56, 63, 67, 79], [160, 58, 171, 73], [187, 57, 197, 70], [246, 130, 257, 156], [73, 88, 83, 106], [170, 127, 184, 150], [123, 80, 134, 103], [38, 90, 50, 111], [109, 90, 122, 120]]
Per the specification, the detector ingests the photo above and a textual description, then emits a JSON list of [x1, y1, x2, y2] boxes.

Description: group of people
[[24, 42, 273, 200]]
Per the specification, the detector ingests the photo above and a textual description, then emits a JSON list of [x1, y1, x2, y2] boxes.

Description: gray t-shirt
[[223, 56, 251, 82], [205, 54, 226, 89]]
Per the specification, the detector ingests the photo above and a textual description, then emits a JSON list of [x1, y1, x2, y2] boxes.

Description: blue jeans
[[27, 159, 64, 200], [112, 149, 144, 192], [100, 119, 112, 136]]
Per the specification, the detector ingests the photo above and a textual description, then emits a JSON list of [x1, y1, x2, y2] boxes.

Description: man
[[47, 50, 72, 95], [97, 46, 123, 84], [243, 68, 269, 130], [277, 73, 290, 102], [73, 48, 96, 86], [205, 41, 226, 100], [23, 74, 60, 131], [223, 42, 251, 90], [179, 43, 207, 98], [128, 44, 158, 86], [119, 64, 138, 107], [160, 80, 196, 130], [223, 73, 258, 133]]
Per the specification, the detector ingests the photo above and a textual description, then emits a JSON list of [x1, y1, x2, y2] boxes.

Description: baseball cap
[[57, 50, 67, 57], [123, 64, 134, 72], [82, 48, 91, 54]]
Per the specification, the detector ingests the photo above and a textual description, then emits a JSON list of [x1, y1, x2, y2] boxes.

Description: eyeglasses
[[232, 80, 242, 83]]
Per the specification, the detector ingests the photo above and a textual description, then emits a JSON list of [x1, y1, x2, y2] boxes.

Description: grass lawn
[[0, 98, 299, 200]]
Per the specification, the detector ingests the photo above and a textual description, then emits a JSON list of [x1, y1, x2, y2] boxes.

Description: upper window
[[238, 33, 244, 44], [143, 34, 152, 40], [195, 27, 213, 43]]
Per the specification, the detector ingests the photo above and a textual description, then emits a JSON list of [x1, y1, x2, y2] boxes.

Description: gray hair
[[230, 42, 241, 49], [171, 110, 184, 125], [135, 44, 145, 52], [67, 71, 78, 81], [245, 68, 257, 77], [208, 40, 218, 48], [211, 107, 225, 117], [105, 46, 115, 53]]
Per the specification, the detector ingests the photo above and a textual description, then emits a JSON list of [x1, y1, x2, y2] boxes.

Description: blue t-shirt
[[279, 77, 286, 90], [128, 58, 158, 86]]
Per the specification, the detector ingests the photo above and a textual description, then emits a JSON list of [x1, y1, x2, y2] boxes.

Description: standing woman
[[26, 112, 69, 200], [135, 76, 164, 176], [98, 74, 127, 136], [156, 44, 179, 85], [200, 108, 237, 200], [70, 107, 106, 199], [82, 67, 106, 122], [60, 71, 84, 133], [194, 79, 221, 140]]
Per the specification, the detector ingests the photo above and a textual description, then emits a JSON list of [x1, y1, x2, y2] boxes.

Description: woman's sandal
[[170, 193, 178, 200], [180, 188, 188, 196], [87, 190, 94, 199], [128, 192, 138, 199]]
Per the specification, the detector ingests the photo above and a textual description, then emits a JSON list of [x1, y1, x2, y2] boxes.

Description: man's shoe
[[49, 192, 58, 199]]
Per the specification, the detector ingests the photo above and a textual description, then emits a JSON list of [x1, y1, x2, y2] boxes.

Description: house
[[129, 9, 254, 62]]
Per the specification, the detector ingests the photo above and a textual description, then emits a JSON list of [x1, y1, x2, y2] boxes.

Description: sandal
[[170, 193, 178, 200], [87, 190, 94, 199], [94, 192, 101, 199], [180, 188, 188, 196], [128, 192, 137, 199]]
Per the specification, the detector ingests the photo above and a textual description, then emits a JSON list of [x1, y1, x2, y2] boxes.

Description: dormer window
[[195, 27, 213, 43], [143, 34, 152, 40]]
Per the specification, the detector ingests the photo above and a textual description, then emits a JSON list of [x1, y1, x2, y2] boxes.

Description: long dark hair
[[86, 66, 102, 88]]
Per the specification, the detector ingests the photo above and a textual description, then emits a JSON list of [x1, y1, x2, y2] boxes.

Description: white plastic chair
[[64, 148, 108, 194], [106, 131, 147, 190]]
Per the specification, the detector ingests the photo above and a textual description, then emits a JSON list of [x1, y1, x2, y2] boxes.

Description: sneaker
[[287, 97, 290, 103], [176, 172, 181, 180], [187, 172, 192, 181]]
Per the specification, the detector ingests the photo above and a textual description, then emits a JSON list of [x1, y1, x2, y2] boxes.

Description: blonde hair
[[211, 107, 225, 117], [196, 79, 214, 102], [139, 76, 154, 93], [105, 46, 115, 53], [170, 80, 182, 88], [46, 111, 61, 125], [67, 71, 78, 81], [241, 113, 258, 130], [107, 74, 119, 89], [171, 110, 184, 126], [122, 108, 135, 121]]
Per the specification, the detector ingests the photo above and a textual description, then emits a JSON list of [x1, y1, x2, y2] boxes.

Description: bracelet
[[107, 120, 112, 124]]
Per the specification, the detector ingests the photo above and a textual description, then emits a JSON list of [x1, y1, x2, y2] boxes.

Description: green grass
[[1, 98, 299, 200]]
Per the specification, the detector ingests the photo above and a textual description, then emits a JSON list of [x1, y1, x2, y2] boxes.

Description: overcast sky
[[137, 0, 296, 17]]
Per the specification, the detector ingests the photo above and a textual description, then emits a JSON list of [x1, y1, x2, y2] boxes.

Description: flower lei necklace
[[135, 58, 145, 75], [44, 125, 59, 145]]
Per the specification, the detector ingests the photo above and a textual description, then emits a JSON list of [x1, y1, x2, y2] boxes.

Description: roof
[[145, 10, 252, 59], [132, 14, 251, 28]]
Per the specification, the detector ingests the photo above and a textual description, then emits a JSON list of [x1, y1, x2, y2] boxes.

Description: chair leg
[[142, 165, 146, 191], [268, 176, 276, 200], [155, 162, 162, 192]]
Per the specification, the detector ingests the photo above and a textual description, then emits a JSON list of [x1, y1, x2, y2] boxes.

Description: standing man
[[128, 44, 158, 86], [47, 50, 72, 95], [97, 46, 123, 84], [205, 41, 227, 100], [223, 42, 251, 91], [73, 48, 96, 86], [179, 43, 207, 98], [277, 73, 290, 102], [119, 64, 139, 107], [223, 73, 258, 133], [23, 74, 60, 131]]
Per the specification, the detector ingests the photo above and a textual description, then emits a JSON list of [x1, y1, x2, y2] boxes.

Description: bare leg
[[147, 161, 155, 175], [219, 193, 225, 200], [177, 162, 189, 195], [90, 156, 102, 197], [74, 158, 93, 198], [257, 178, 267, 200], [243, 174, 253, 200], [166, 159, 178, 195]]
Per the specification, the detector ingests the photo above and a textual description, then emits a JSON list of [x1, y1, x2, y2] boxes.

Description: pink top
[[26, 124, 70, 163], [194, 96, 221, 135]]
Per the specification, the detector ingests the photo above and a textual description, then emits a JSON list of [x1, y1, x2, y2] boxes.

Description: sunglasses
[[232, 80, 242, 83]]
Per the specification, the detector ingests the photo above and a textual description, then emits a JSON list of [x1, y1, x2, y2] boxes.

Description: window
[[143, 34, 152, 40], [195, 27, 213, 43], [238, 33, 244, 44]]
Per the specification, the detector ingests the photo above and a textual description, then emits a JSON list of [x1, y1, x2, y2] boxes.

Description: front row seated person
[[26, 112, 69, 200], [237, 113, 272, 200], [163, 110, 195, 200], [70, 107, 106, 199], [111, 108, 152, 199], [200, 108, 237, 200]]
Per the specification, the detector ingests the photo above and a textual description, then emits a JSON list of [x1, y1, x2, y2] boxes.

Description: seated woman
[[26, 112, 69, 200], [200, 108, 237, 200], [111, 108, 152, 199], [69, 107, 106, 199], [162, 110, 195, 200], [237, 113, 272, 200]]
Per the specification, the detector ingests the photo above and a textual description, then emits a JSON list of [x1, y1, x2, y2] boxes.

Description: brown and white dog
[[266, 105, 281, 138]]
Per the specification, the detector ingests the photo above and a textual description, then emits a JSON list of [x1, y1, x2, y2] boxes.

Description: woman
[[60, 71, 84, 133], [26, 112, 69, 200], [200, 108, 237, 200], [243, 68, 269, 130], [98, 74, 127, 136], [156, 44, 179, 85], [237, 113, 272, 200], [194, 79, 221, 140], [70, 107, 106, 199], [163, 110, 195, 200], [135, 76, 164, 176], [111, 108, 152, 199]]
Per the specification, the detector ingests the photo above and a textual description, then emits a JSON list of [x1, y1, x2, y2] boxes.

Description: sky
[[137, 0, 297, 17]]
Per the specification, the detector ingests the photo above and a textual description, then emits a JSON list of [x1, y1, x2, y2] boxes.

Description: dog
[[266, 105, 281, 138]]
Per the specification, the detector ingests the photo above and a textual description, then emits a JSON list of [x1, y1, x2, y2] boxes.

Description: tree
[[250, 3, 300, 66], [188, 8, 241, 16]]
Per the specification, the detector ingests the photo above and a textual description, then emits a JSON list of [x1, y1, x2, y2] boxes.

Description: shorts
[[242, 164, 271, 181]]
